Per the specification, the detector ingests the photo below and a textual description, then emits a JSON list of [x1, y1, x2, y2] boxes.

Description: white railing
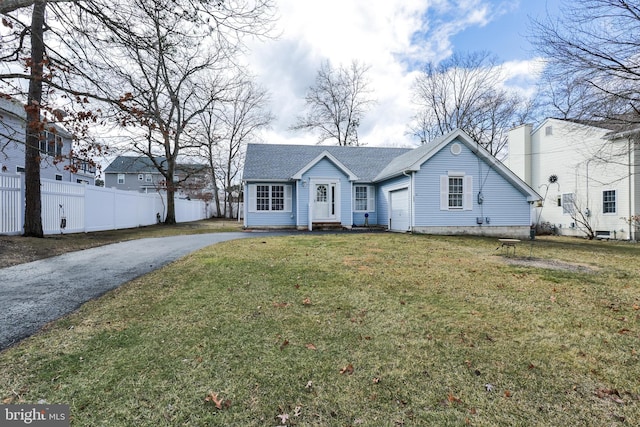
[[0, 172, 212, 235]]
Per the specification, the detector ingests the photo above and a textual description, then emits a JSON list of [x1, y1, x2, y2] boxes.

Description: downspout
[[585, 159, 591, 209], [629, 137, 633, 241], [403, 170, 413, 232]]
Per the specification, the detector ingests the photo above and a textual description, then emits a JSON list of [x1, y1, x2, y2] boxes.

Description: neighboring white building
[[0, 96, 96, 184], [507, 118, 639, 240]]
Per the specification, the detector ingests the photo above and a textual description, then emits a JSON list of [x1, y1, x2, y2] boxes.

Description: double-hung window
[[40, 131, 63, 157], [354, 185, 375, 212], [250, 184, 292, 212], [440, 173, 473, 211], [603, 190, 616, 214], [448, 177, 464, 209]]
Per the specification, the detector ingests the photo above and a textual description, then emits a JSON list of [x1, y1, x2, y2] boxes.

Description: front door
[[313, 183, 337, 221]]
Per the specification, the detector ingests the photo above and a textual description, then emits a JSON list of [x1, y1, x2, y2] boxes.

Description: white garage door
[[389, 188, 410, 232]]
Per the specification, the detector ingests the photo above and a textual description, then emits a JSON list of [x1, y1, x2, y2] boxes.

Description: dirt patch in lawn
[[502, 256, 598, 273]]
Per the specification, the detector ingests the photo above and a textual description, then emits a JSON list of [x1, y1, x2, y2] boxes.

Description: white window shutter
[[368, 186, 376, 212], [440, 175, 448, 210], [284, 185, 292, 212], [248, 184, 257, 213], [464, 175, 473, 210]]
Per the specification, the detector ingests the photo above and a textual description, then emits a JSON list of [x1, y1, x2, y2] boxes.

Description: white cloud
[[247, 0, 541, 147]]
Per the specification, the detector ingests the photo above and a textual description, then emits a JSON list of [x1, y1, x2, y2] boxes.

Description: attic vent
[[545, 126, 553, 136], [450, 143, 462, 155]]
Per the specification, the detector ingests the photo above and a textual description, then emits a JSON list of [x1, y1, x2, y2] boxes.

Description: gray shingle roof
[[242, 144, 413, 182], [374, 133, 450, 181], [104, 156, 167, 173]]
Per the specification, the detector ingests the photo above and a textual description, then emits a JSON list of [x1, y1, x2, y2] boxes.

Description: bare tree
[[410, 51, 535, 157], [565, 194, 596, 240], [1, 0, 276, 232], [531, 0, 640, 233], [292, 60, 374, 146], [200, 78, 272, 218], [198, 105, 225, 217], [1, 1, 108, 236], [531, 0, 640, 125], [0, 0, 67, 13]]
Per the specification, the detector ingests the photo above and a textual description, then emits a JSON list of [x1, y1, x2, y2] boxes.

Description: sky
[[247, 0, 562, 148]]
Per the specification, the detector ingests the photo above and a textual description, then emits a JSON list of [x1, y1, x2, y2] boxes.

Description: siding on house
[[413, 140, 532, 228], [508, 119, 638, 239], [376, 175, 410, 229], [1, 98, 95, 184], [243, 130, 540, 236], [244, 186, 296, 228], [302, 158, 352, 227]]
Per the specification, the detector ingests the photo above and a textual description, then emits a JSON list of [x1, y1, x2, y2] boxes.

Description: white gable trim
[[413, 130, 540, 202], [291, 151, 359, 181]]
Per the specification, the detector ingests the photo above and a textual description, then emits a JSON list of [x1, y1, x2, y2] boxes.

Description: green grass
[[1, 234, 639, 426]]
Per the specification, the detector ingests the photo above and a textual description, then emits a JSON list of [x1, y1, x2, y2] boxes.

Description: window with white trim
[[448, 177, 464, 209], [440, 173, 473, 211], [145, 173, 152, 183], [39, 131, 63, 157], [138, 174, 144, 181], [117, 173, 125, 184], [603, 190, 616, 214], [354, 185, 375, 212], [249, 184, 292, 212]]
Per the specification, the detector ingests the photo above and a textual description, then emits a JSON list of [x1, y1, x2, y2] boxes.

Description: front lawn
[[1, 234, 639, 426]]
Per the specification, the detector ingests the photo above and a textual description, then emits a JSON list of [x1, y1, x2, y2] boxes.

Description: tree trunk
[[165, 186, 176, 224], [207, 155, 222, 217], [23, 0, 46, 238]]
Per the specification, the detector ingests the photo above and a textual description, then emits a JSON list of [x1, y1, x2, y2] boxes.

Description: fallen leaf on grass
[[504, 390, 512, 398], [302, 297, 312, 305], [279, 339, 290, 350], [595, 388, 624, 404], [205, 391, 231, 410], [447, 393, 462, 404], [633, 304, 640, 310], [340, 363, 354, 375], [273, 302, 289, 308], [372, 377, 380, 384], [276, 413, 289, 424], [305, 343, 317, 350]]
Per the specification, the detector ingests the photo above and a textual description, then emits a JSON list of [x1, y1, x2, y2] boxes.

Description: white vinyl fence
[[0, 172, 213, 235]]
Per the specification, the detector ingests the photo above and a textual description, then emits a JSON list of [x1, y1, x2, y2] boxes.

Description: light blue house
[[242, 129, 540, 238]]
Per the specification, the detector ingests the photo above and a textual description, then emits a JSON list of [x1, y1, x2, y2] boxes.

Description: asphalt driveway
[[0, 232, 273, 351]]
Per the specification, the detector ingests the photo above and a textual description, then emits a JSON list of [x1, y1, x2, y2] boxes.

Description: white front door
[[313, 183, 338, 221]]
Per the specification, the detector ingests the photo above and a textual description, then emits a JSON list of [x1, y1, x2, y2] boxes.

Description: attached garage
[[389, 188, 410, 232]]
